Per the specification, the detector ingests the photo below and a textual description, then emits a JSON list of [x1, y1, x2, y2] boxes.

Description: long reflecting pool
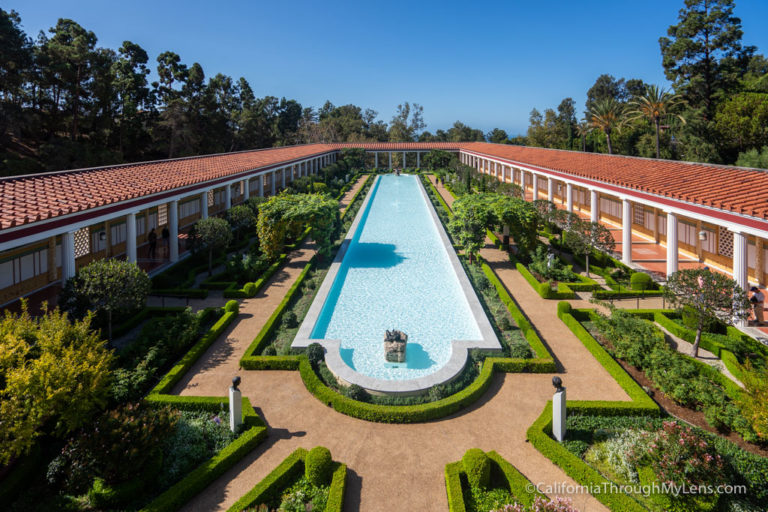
[[293, 174, 499, 393]]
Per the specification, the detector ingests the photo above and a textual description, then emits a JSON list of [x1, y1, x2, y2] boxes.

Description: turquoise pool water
[[310, 174, 483, 381]]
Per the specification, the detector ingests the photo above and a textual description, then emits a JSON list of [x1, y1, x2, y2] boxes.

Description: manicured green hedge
[[444, 461, 467, 512], [150, 309, 238, 395], [224, 447, 347, 512], [593, 288, 664, 300], [526, 403, 648, 512], [510, 253, 578, 300], [340, 174, 372, 220], [240, 260, 315, 365], [222, 254, 286, 298], [150, 288, 210, 299], [479, 260, 554, 364], [445, 450, 545, 512], [556, 302, 659, 412]]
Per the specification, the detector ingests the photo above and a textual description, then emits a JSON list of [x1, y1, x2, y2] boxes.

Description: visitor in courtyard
[[162, 226, 170, 259], [148, 228, 157, 260], [750, 286, 765, 326]]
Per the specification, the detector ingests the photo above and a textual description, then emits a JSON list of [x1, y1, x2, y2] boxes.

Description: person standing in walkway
[[750, 286, 765, 326], [162, 226, 170, 259], [148, 228, 157, 260]]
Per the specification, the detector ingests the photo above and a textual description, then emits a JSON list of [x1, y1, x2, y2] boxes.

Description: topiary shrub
[[462, 448, 491, 490], [630, 272, 653, 291], [306, 343, 324, 365], [243, 282, 257, 296], [305, 446, 334, 486], [557, 301, 572, 317], [224, 300, 239, 313]]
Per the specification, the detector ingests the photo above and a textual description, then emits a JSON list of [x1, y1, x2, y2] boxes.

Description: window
[[678, 221, 697, 247], [136, 215, 146, 236], [0, 246, 49, 289], [148, 212, 158, 231], [91, 229, 107, 253], [110, 222, 126, 245], [180, 198, 200, 218], [600, 197, 622, 218]]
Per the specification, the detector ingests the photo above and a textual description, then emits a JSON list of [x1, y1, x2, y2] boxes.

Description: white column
[[553, 386, 566, 442], [126, 212, 137, 263], [62, 230, 76, 282], [566, 183, 573, 213], [257, 175, 264, 197], [169, 200, 179, 263], [417, 152, 421, 167], [733, 231, 748, 292], [520, 169, 526, 195], [271, 171, 276, 195], [281, 168, 286, 189], [243, 179, 250, 200], [532, 174, 539, 200], [590, 190, 599, 222], [375, 152, 379, 168], [201, 191, 209, 219], [229, 385, 242, 433], [547, 177, 554, 202], [389, 152, 392, 169], [224, 184, 232, 209], [403, 152, 406, 168], [622, 198, 632, 265], [666, 211, 679, 277]]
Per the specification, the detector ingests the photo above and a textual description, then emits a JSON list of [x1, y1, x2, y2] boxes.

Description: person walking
[[750, 287, 765, 326], [148, 228, 157, 260]]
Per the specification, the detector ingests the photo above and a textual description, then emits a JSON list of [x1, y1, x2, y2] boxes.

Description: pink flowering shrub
[[492, 496, 578, 512], [629, 421, 726, 488]]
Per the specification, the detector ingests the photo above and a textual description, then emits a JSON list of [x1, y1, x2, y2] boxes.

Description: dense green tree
[[714, 92, 768, 152], [736, 145, 768, 169], [68, 259, 151, 340], [448, 194, 495, 263], [422, 149, 456, 170], [487, 128, 509, 144], [0, 305, 114, 464], [491, 196, 538, 256], [660, 0, 752, 121], [196, 217, 233, 275], [388, 102, 425, 142]]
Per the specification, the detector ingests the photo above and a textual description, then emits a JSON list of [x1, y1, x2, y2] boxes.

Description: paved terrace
[[175, 176, 629, 512]]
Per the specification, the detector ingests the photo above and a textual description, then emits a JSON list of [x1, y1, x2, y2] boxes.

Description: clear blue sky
[[8, 0, 768, 136]]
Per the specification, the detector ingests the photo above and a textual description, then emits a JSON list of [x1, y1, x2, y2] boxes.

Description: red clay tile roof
[[455, 143, 768, 221], [0, 145, 336, 230], [328, 142, 471, 151], [2, 141, 768, 232]]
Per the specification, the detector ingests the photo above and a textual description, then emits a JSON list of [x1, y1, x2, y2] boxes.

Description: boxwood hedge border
[[224, 447, 346, 512], [445, 449, 546, 512]]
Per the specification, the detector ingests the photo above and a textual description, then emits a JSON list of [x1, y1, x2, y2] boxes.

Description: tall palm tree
[[626, 85, 686, 159], [575, 120, 591, 152], [588, 98, 624, 155]]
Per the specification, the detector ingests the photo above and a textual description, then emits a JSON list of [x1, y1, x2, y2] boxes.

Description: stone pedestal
[[229, 386, 242, 433], [384, 330, 408, 362], [553, 388, 566, 442]]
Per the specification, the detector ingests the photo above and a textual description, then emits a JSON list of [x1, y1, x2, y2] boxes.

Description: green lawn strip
[[445, 450, 546, 512], [225, 447, 347, 512]]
